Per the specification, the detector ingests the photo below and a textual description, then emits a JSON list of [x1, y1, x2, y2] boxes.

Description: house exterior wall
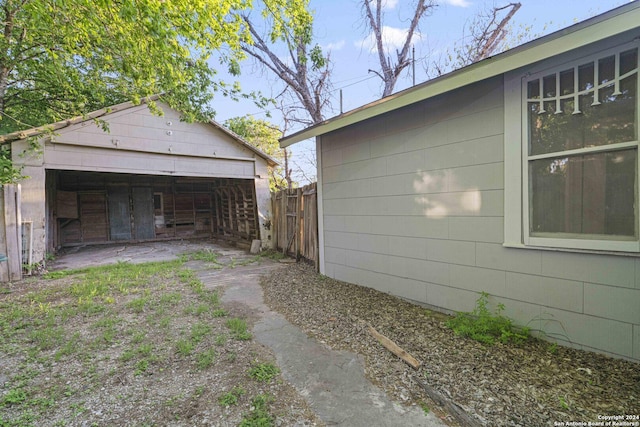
[[319, 76, 640, 362], [12, 103, 273, 265]]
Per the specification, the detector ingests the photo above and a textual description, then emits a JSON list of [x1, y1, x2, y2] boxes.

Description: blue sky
[[214, 0, 633, 182]]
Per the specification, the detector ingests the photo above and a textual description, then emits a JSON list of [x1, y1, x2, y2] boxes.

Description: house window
[[522, 45, 639, 252]]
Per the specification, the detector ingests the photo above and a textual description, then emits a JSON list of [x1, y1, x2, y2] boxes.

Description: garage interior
[[46, 170, 260, 251]]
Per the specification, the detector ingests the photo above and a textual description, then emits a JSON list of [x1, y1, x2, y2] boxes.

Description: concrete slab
[[48, 239, 224, 271]]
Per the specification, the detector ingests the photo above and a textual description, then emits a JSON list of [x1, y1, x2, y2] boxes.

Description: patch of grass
[[196, 349, 216, 370], [214, 334, 227, 346], [1, 387, 28, 406], [240, 394, 274, 427], [181, 249, 220, 263], [127, 296, 149, 313], [446, 292, 530, 345], [55, 332, 81, 360], [200, 290, 219, 306], [248, 362, 279, 383], [159, 292, 182, 306], [121, 343, 153, 362], [176, 339, 195, 356], [194, 304, 210, 316], [29, 325, 65, 352], [226, 318, 252, 340], [159, 316, 171, 328], [0, 257, 290, 425], [218, 386, 245, 406], [212, 308, 227, 318], [177, 269, 204, 293], [134, 359, 149, 376], [419, 401, 430, 415], [191, 322, 212, 344], [131, 331, 146, 344]]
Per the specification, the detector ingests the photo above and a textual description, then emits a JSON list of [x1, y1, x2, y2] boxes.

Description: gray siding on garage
[[42, 104, 258, 178], [319, 76, 640, 361]]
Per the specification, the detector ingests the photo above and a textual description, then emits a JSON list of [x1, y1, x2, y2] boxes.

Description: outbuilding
[[0, 98, 276, 280], [281, 3, 640, 361]]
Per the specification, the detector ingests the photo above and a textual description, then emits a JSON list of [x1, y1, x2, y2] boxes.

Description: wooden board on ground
[[368, 325, 422, 370]]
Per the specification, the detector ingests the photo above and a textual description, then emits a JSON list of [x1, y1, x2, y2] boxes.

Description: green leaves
[[0, 0, 253, 135], [225, 116, 290, 191], [446, 292, 530, 345]]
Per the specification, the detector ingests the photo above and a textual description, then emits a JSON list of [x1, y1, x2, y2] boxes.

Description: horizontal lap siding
[[44, 145, 255, 179], [320, 76, 640, 361]]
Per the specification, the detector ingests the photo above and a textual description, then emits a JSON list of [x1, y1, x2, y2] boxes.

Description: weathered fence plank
[[1, 184, 22, 282], [271, 183, 318, 269]]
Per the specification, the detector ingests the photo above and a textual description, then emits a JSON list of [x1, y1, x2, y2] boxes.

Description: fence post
[[2, 184, 22, 282]]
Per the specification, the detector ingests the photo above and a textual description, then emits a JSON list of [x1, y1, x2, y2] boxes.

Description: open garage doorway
[[46, 170, 260, 251]]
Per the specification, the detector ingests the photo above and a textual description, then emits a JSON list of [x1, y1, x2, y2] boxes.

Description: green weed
[[446, 292, 530, 345], [420, 401, 430, 415], [240, 394, 274, 427], [214, 334, 227, 346], [226, 318, 252, 340], [176, 339, 194, 356], [196, 349, 216, 370], [191, 323, 212, 344], [182, 249, 220, 263], [218, 386, 245, 406], [159, 292, 182, 306], [249, 363, 279, 383], [194, 304, 210, 316], [1, 388, 28, 406], [559, 395, 570, 410], [127, 296, 149, 313], [212, 308, 227, 318]]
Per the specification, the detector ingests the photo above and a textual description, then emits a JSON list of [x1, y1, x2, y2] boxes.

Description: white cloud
[[367, 0, 399, 10], [443, 0, 472, 7], [324, 40, 346, 51], [357, 26, 422, 53], [382, 0, 399, 9]]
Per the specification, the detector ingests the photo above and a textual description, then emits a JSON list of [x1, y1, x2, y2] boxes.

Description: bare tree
[[429, 2, 521, 76], [363, 0, 436, 98], [240, 3, 332, 126], [459, 2, 521, 65]]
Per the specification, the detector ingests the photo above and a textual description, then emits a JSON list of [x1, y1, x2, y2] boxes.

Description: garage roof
[[0, 96, 279, 167], [280, 1, 640, 147]]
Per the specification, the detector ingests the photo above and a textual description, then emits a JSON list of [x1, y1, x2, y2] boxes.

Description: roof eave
[[0, 95, 161, 145], [280, 1, 640, 147], [208, 120, 280, 167]]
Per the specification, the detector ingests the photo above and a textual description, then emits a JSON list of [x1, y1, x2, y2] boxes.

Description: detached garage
[[1, 98, 276, 275]]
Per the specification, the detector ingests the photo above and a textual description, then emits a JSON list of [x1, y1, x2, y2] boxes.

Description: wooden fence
[[0, 184, 23, 282], [271, 182, 318, 268]]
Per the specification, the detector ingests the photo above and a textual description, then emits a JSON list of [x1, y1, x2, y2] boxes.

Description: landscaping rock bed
[[260, 262, 640, 427]]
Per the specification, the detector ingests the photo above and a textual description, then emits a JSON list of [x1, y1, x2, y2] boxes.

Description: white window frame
[[504, 38, 640, 254]]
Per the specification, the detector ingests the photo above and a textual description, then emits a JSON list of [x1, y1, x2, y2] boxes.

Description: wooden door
[[108, 186, 132, 241], [132, 187, 155, 240], [80, 192, 108, 243]]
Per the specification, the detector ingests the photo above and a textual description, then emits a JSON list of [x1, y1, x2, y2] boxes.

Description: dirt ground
[[0, 246, 321, 427]]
